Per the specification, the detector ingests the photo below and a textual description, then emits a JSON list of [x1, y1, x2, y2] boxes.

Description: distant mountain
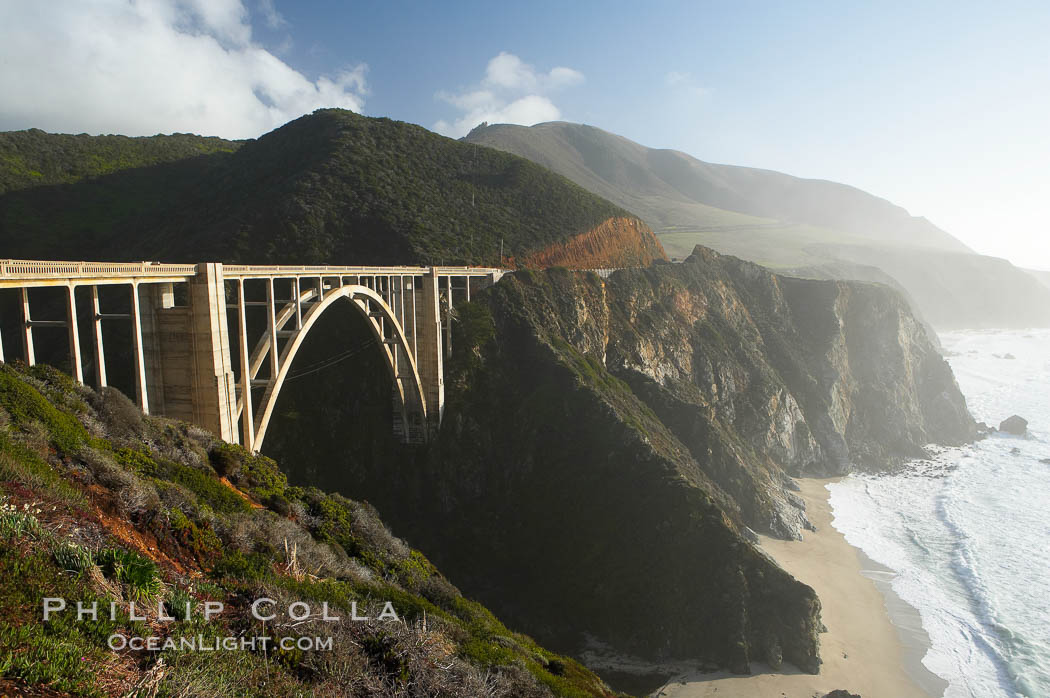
[[0, 110, 664, 269], [465, 121, 1050, 329]]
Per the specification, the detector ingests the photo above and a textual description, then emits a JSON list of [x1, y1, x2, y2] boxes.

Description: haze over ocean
[[829, 329, 1050, 697]]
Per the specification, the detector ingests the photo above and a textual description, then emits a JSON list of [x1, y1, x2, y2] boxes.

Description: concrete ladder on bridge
[[0, 260, 504, 451]]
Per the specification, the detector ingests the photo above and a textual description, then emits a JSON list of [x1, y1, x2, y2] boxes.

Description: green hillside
[[464, 121, 968, 252], [0, 110, 655, 268], [0, 362, 620, 697], [0, 129, 241, 195]]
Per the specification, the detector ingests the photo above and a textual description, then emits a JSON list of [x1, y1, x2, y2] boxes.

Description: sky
[[1, 0, 1048, 270]]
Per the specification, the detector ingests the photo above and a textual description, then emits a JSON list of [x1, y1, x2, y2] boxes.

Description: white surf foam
[[828, 329, 1050, 698]]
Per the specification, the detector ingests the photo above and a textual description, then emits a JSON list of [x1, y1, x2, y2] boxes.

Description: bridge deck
[[0, 260, 506, 288]]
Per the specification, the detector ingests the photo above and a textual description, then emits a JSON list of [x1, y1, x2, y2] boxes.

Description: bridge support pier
[[186, 265, 237, 443], [65, 286, 83, 383], [20, 288, 34, 365], [140, 265, 237, 442], [90, 287, 107, 389], [416, 268, 444, 434]]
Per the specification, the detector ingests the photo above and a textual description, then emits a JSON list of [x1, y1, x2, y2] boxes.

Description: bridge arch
[[249, 284, 427, 450]]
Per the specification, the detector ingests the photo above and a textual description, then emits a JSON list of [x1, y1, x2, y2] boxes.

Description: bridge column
[[186, 264, 237, 443], [236, 279, 254, 451], [20, 288, 35, 365], [65, 285, 83, 383], [129, 283, 149, 412], [90, 287, 107, 389], [140, 283, 174, 414], [416, 267, 444, 433]]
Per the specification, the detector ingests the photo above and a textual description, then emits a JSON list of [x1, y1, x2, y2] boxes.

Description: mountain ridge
[[465, 121, 970, 253], [464, 121, 1050, 329], [0, 110, 664, 269]]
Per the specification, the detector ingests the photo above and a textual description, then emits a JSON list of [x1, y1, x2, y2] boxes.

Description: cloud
[[0, 0, 366, 139], [664, 70, 709, 98], [433, 52, 584, 138], [257, 0, 286, 29]]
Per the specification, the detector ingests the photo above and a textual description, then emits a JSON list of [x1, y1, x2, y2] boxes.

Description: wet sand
[[652, 478, 946, 698]]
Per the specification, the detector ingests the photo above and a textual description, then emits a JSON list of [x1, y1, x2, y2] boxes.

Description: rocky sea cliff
[[266, 245, 976, 677]]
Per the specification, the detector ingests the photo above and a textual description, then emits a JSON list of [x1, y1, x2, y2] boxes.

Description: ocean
[[828, 329, 1050, 697]]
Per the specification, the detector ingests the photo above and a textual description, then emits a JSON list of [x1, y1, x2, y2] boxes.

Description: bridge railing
[[0, 260, 198, 280], [0, 260, 506, 281], [221, 264, 505, 278]]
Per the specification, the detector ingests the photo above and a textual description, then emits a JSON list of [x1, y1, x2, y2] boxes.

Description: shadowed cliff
[[264, 246, 975, 678]]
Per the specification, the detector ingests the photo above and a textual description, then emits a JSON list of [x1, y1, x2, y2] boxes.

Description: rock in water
[[823, 691, 862, 698], [999, 415, 1029, 435]]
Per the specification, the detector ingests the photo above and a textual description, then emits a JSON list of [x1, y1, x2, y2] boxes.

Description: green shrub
[[208, 442, 243, 478], [0, 366, 88, 453], [95, 548, 162, 600], [208, 443, 286, 502], [239, 452, 287, 501], [0, 432, 84, 505], [167, 508, 222, 563], [394, 550, 436, 590], [52, 541, 94, 574], [210, 550, 272, 583], [0, 509, 46, 540], [265, 493, 292, 517], [460, 637, 517, 668], [454, 301, 496, 352], [305, 492, 362, 556], [166, 585, 196, 621], [152, 459, 250, 514], [114, 447, 158, 475], [546, 658, 566, 676]]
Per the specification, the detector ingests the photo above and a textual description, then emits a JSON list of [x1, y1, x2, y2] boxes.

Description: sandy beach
[[653, 478, 946, 698]]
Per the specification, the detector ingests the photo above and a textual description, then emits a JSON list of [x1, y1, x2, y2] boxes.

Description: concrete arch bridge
[[0, 261, 505, 449]]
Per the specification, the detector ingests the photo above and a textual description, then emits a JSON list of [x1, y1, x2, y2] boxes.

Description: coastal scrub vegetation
[[0, 110, 646, 268], [0, 362, 621, 697], [0, 129, 240, 195]]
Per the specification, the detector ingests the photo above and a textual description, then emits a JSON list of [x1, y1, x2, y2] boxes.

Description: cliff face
[[268, 245, 974, 678], [521, 216, 667, 268], [605, 248, 975, 478]]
